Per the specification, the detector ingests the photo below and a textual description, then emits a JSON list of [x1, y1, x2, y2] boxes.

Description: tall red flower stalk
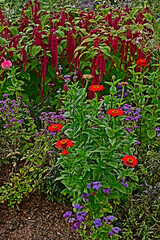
[[48, 29, 58, 70], [66, 30, 75, 69]]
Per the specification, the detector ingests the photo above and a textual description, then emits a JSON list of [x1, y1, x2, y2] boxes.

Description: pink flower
[[1, 60, 12, 69], [118, 82, 129, 86]]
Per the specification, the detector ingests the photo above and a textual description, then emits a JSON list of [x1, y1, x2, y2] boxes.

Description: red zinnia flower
[[107, 109, 124, 117], [88, 85, 105, 92], [122, 155, 138, 167], [48, 124, 63, 132], [56, 139, 74, 150], [136, 59, 147, 67]]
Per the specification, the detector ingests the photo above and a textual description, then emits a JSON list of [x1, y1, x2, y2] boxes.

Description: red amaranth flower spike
[[66, 30, 75, 69]]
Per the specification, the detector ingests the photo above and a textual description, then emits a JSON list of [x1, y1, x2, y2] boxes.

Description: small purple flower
[[136, 141, 141, 145], [108, 231, 114, 236], [3, 94, 9, 97], [47, 151, 52, 153], [112, 227, 121, 234], [103, 216, 115, 222], [155, 127, 160, 131], [94, 219, 102, 228], [121, 182, 128, 188], [134, 125, 139, 128], [82, 193, 90, 201], [17, 96, 21, 99], [37, 165, 42, 168], [35, 132, 42, 136], [4, 124, 9, 128], [58, 65, 63, 70], [63, 211, 72, 218], [73, 222, 81, 229], [18, 119, 23, 123], [24, 105, 28, 107], [77, 216, 84, 222], [125, 128, 132, 133], [74, 204, 81, 210], [102, 188, 111, 196], [11, 100, 16, 103], [120, 178, 125, 182], [68, 218, 75, 223], [87, 182, 102, 190], [157, 133, 160, 137]]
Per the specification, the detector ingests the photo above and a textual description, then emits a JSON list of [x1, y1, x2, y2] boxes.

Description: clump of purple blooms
[[39, 110, 65, 125], [120, 178, 129, 188]]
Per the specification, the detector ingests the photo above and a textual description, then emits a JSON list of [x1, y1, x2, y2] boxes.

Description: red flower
[[56, 139, 74, 150], [136, 59, 147, 67], [88, 85, 105, 92], [107, 109, 124, 117], [62, 149, 69, 155], [48, 124, 63, 132], [122, 155, 138, 167]]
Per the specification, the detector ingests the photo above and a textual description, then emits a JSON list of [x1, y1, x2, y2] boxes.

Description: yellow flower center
[[52, 124, 58, 129], [93, 86, 100, 89], [61, 139, 67, 145], [112, 110, 119, 114], [127, 158, 133, 164]]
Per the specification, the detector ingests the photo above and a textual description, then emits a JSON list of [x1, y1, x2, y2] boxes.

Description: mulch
[[0, 195, 83, 240]]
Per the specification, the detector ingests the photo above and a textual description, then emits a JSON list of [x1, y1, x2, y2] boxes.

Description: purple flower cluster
[[109, 227, 121, 236], [63, 206, 87, 231], [117, 84, 130, 98], [102, 188, 111, 196], [155, 127, 160, 137], [121, 104, 141, 122], [64, 74, 71, 83], [82, 192, 90, 201], [87, 181, 102, 190], [103, 215, 115, 223], [94, 219, 102, 227], [39, 110, 65, 124], [120, 178, 128, 188]]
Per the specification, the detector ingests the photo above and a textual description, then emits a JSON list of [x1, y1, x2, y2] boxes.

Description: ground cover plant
[[0, 0, 160, 239]]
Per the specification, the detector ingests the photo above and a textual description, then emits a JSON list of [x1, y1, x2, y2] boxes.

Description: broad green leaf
[[32, 45, 42, 58], [105, 128, 115, 138], [114, 182, 126, 194], [147, 130, 156, 139]]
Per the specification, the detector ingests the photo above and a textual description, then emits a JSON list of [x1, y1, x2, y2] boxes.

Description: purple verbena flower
[[102, 188, 111, 196], [3, 94, 9, 97], [157, 133, 160, 137], [68, 218, 75, 223], [155, 127, 160, 131], [82, 193, 90, 201], [4, 124, 9, 128], [74, 204, 81, 210]]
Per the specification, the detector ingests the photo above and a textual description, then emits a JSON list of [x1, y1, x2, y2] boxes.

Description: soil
[[0, 195, 83, 240]]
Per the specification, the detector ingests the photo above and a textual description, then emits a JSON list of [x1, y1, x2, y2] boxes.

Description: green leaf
[[8, 27, 18, 35], [55, 30, 65, 38], [107, 161, 118, 168], [64, 129, 74, 138], [81, 38, 93, 45], [32, 46, 42, 58], [144, 23, 154, 32], [114, 182, 126, 194], [105, 173, 117, 186], [74, 46, 86, 53], [108, 190, 120, 199], [40, 14, 50, 26], [147, 130, 156, 139], [105, 128, 115, 138]]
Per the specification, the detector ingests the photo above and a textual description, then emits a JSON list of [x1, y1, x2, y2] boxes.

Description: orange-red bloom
[[107, 109, 124, 117], [122, 155, 138, 167], [118, 82, 128, 86], [48, 124, 63, 132], [136, 59, 147, 67], [56, 139, 74, 150], [88, 85, 105, 92]]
